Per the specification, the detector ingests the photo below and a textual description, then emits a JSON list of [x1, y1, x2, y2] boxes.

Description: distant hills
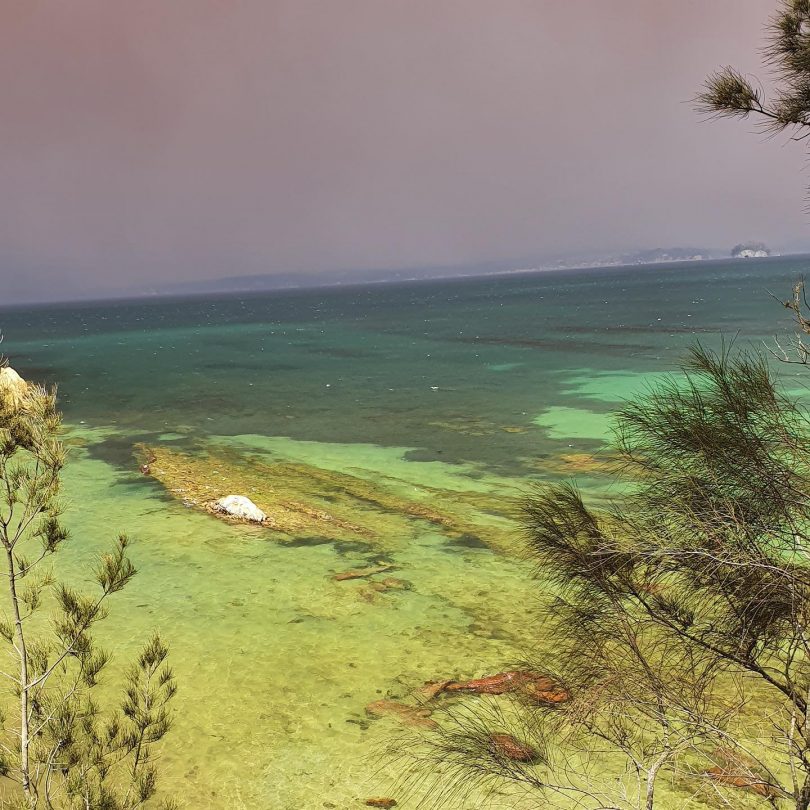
[[622, 247, 711, 263], [133, 245, 783, 300], [0, 243, 798, 308], [141, 260, 532, 297]]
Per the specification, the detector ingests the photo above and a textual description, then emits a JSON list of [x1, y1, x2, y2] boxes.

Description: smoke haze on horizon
[[0, 1, 806, 303]]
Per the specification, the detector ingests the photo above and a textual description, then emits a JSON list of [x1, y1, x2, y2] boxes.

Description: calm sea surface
[[0, 256, 807, 808]]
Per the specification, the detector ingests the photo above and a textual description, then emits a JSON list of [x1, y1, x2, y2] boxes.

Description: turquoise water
[[0, 256, 807, 808]]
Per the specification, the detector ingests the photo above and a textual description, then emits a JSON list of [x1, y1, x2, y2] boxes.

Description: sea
[[0, 255, 807, 808]]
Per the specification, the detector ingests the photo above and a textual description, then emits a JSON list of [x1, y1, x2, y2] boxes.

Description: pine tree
[[415, 346, 810, 809], [698, 0, 810, 185], [0, 357, 176, 809]]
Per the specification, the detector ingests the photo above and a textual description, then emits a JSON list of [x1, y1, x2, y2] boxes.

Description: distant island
[[731, 241, 771, 258]]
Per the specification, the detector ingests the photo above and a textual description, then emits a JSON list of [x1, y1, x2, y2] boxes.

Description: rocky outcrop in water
[[135, 443, 522, 553], [0, 366, 29, 413]]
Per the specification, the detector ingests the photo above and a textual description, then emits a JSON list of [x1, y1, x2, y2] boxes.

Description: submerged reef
[[136, 443, 523, 553]]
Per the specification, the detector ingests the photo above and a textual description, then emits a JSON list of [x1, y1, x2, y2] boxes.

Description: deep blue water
[[1, 256, 808, 475]]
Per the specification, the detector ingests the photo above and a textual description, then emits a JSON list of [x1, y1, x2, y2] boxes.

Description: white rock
[[214, 495, 266, 523], [0, 366, 29, 411]]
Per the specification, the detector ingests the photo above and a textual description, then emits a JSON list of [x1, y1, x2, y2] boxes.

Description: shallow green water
[[0, 257, 808, 808]]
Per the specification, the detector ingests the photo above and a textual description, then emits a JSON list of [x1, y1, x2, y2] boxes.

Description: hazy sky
[[0, 1, 805, 303]]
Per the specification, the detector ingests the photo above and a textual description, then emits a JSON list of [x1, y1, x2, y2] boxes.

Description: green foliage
[[699, 66, 764, 120], [698, 1, 810, 129], [416, 346, 810, 808], [698, 0, 810, 208], [0, 364, 176, 809]]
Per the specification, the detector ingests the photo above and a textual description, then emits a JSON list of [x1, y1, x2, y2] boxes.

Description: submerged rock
[[705, 748, 777, 798], [364, 699, 438, 730], [379, 577, 410, 590], [705, 767, 774, 797], [488, 733, 538, 763], [418, 680, 454, 701], [424, 670, 569, 703], [520, 676, 570, 704], [443, 671, 529, 695], [333, 564, 393, 581], [213, 495, 267, 523]]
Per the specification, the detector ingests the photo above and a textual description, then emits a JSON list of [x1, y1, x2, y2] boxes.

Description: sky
[[0, 0, 806, 303]]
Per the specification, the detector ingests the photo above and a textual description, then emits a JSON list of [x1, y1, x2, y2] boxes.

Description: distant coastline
[[1, 251, 805, 311], [129, 251, 803, 301], [136, 249, 793, 295]]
